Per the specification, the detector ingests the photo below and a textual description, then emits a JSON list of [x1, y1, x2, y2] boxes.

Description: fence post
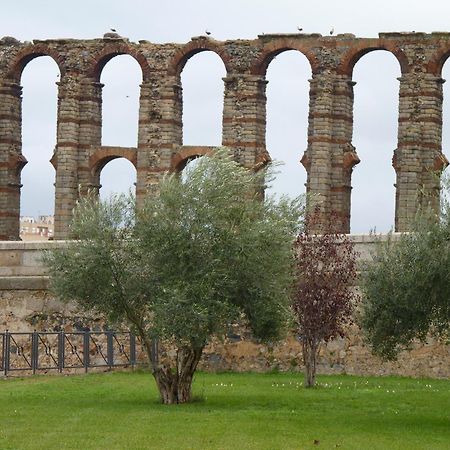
[[130, 333, 136, 368], [151, 338, 159, 366], [4, 331, 10, 377], [83, 331, 90, 373], [0, 333, 4, 373], [58, 331, 64, 373], [31, 330, 38, 374], [107, 331, 114, 369]]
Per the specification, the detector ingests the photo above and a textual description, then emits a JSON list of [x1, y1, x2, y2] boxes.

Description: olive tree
[[45, 149, 304, 404], [360, 216, 450, 360]]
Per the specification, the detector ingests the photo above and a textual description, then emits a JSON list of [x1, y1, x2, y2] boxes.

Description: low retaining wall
[[1, 238, 449, 378]]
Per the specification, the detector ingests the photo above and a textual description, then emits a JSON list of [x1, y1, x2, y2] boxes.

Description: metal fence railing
[[0, 330, 148, 376]]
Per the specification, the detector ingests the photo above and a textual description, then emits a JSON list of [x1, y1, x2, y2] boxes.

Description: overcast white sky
[[3, 0, 450, 233]]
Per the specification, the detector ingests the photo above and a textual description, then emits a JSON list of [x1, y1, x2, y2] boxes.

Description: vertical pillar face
[[77, 79, 103, 197], [304, 72, 358, 233], [0, 80, 23, 240], [395, 73, 445, 231], [137, 74, 182, 200], [136, 80, 150, 201], [222, 74, 268, 169], [329, 76, 358, 233], [305, 74, 333, 230], [53, 76, 82, 239]]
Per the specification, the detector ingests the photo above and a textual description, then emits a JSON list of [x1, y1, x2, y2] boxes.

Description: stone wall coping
[[0, 275, 49, 290], [347, 233, 403, 243], [0, 240, 67, 250], [0, 233, 404, 251], [0, 233, 406, 289]]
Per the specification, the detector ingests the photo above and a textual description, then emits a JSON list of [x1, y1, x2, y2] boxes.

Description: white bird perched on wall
[[330, 27, 334, 35], [297, 26, 303, 32]]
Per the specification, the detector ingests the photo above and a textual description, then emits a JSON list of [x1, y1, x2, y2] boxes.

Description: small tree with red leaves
[[292, 213, 358, 387]]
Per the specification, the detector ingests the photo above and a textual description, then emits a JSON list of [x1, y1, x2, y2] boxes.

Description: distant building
[[20, 215, 54, 241], [37, 215, 54, 225]]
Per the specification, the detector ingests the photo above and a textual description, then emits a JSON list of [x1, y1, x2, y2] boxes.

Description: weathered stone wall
[[1, 239, 449, 378], [1, 32, 450, 239]]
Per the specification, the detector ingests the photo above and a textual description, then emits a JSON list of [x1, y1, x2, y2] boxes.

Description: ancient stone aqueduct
[[1, 31, 450, 240]]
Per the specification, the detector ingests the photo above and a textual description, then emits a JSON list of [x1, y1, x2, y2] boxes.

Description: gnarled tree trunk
[[141, 335, 203, 404], [153, 345, 204, 404]]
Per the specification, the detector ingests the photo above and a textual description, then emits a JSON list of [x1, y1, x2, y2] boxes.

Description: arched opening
[[441, 59, 450, 208], [99, 158, 137, 201], [180, 156, 203, 183], [100, 54, 142, 147], [351, 51, 401, 233], [181, 52, 226, 146], [20, 56, 59, 240], [265, 50, 311, 200]]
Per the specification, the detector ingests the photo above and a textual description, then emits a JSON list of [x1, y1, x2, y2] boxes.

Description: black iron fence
[[0, 330, 149, 376]]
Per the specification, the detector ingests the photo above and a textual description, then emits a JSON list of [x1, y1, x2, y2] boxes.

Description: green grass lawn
[[0, 371, 449, 449]]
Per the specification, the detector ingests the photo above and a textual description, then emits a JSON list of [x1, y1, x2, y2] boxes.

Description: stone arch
[[438, 53, 450, 202], [428, 45, 450, 75], [264, 50, 311, 199], [99, 54, 142, 147], [181, 50, 226, 146], [19, 54, 61, 220], [89, 146, 137, 177], [96, 156, 137, 200], [340, 44, 409, 76], [168, 40, 232, 76], [88, 43, 151, 81], [250, 39, 318, 76], [350, 50, 401, 233], [171, 146, 213, 172], [8, 44, 65, 81]]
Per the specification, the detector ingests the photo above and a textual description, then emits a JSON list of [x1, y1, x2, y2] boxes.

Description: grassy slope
[[0, 371, 449, 449]]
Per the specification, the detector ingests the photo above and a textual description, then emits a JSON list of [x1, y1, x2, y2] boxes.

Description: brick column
[[302, 71, 359, 233], [137, 74, 182, 200], [77, 78, 103, 196], [330, 75, 359, 233], [222, 74, 268, 169], [0, 80, 24, 240], [395, 72, 447, 231], [53, 75, 81, 239]]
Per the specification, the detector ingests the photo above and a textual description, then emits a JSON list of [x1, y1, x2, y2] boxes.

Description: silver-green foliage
[[45, 195, 149, 330], [45, 149, 305, 349], [360, 212, 450, 360]]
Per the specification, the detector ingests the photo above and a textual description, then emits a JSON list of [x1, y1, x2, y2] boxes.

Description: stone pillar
[[0, 80, 24, 240], [77, 78, 103, 196], [395, 72, 447, 231], [53, 75, 81, 239], [137, 74, 182, 200], [302, 71, 359, 233], [222, 74, 268, 169], [329, 75, 359, 233]]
